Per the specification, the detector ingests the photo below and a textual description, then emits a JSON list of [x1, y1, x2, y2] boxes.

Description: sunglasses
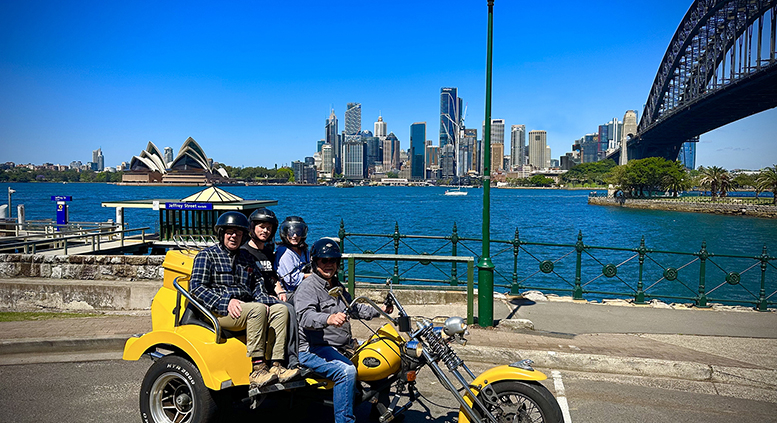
[[319, 258, 339, 265]]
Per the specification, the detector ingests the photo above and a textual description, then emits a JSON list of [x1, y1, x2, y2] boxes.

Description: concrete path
[[1, 293, 775, 396]]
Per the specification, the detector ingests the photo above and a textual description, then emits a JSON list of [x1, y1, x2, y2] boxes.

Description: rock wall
[[588, 197, 777, 218], [0, 254, 164, 280]]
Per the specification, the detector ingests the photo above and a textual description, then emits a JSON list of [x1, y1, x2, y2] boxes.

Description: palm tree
[[697, 166, 731, 201], [756, 165, 777, 205]]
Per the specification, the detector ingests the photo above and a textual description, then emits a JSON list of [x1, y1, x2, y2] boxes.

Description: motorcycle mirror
[[328, 286, 343, 298], [397, 315, 411, 332]]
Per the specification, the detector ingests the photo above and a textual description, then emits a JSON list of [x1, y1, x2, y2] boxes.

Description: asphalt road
[[0, 358, 773, 423]]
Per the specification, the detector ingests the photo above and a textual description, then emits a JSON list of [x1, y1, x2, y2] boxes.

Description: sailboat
[[444, 186, 468, 196]]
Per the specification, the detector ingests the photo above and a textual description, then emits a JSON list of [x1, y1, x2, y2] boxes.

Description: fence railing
[[0, 226, 152, 254], [341, 253, 476, 324], [589, 191, 776, 206], [337, 220, 776, 311]]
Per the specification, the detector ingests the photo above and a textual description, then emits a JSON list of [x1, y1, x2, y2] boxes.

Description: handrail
[[338, 222, 776, 311], [0, 226, 151, 253], [172, 277, 222, 344], [342, 253, 476, 324]]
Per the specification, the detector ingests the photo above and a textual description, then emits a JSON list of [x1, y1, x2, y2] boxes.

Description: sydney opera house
[[122, 137, 231, 185]]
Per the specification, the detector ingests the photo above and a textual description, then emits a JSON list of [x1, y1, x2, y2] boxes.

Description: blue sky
[[1, 0, 775, 171]]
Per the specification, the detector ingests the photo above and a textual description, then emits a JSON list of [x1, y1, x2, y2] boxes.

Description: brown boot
[[269, 361, 301, 383], [249, 362, 278, 388]]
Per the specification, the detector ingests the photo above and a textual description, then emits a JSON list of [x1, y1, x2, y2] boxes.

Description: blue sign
[[56, 203, 68, 227], [165, 202, 213, 210], [51, 196, 72, 201]]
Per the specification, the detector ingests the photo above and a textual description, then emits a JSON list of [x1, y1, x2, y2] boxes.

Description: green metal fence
[[337, 220, 776, 311], [342, 253, 476, 325]]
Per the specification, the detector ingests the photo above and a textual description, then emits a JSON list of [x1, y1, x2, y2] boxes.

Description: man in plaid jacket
[[190, 212, 299, 388]]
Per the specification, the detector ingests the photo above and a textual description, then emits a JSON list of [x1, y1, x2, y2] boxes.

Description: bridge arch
[[623, 0, 777, 162]]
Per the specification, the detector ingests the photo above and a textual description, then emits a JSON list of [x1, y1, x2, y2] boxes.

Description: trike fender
[[457, 364, 548, 423], [123, 325, 251, 391]]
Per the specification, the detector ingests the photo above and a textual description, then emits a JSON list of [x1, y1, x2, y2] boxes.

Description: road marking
[[552, 370, 572, 423]]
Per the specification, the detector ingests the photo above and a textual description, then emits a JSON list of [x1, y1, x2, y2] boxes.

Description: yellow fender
[[123, 325, 252, 391], [457, 364, 547, 423]]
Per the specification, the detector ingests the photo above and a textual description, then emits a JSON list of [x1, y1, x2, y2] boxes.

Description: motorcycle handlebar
[[349, 295, 398, 325]]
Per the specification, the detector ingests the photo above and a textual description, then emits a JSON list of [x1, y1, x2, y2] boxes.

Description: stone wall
[[588, 197, 777, 218], [0, 254, 164, 280]]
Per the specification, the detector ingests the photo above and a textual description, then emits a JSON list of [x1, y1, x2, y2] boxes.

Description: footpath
[[1, 287, 775, 403]]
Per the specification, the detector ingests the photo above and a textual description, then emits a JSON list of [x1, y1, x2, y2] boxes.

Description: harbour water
[[3, 182, 776, 304]]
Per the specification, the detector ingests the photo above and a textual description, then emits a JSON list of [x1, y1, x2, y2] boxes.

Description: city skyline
[[1, 1, 775, 171]]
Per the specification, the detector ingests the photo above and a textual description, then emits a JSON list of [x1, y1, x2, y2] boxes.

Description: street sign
[[165, 202, 213, 210], [51, 196, 72, 201]]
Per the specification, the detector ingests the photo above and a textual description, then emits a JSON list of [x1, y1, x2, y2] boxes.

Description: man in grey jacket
[[295, 239, 391, 423]]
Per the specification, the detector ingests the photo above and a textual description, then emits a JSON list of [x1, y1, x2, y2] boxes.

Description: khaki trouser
[[218, 302, 288, 361]]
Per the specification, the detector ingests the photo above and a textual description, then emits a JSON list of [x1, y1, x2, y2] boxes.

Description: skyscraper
[[482, 119, 505, 171], [163, 147, 174, 166], [439, 88, 459, 149], [374, 116, 386, 138], [410, 122, 426, 180], [528, 130, 548, 170], [92, 148, 104, 171], [345, 103, 362, 140], [383, 132, 400, 171], [343, 140, 367, 180], [460, 128, 477, 176], [325, 109, 340, 173], [510, 125, 526, 169], [678, 137, 698, 170], [321, 144, 334, 174]]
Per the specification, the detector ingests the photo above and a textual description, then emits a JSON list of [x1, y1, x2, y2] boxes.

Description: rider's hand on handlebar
[[327, 312, 348, 327], [382, 304, 393, 314]]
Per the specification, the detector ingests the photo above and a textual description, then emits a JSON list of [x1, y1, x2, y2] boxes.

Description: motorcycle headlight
[[405, 340, 423, 358], [443, 316, 467, 336]]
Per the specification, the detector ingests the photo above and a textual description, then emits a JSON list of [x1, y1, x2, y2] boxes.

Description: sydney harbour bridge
[[609, 0, 777, 163]]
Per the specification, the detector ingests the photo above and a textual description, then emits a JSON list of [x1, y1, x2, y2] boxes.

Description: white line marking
[[552, 370, 572, 423]]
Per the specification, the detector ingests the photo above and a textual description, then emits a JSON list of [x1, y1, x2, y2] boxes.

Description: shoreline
[[588, 196, 777, 218]]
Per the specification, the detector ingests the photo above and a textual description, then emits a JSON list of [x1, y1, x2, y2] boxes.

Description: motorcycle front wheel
[[472, 380, 563, 423]]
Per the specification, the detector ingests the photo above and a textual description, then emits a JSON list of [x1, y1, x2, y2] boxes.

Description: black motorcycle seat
[[179, 303, 246, 340]]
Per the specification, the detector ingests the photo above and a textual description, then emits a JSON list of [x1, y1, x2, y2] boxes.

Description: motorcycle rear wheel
[[473, 380, 563, 423]]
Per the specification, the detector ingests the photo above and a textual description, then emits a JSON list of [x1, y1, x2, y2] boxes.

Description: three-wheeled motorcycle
[[123, 250, 563, 423]]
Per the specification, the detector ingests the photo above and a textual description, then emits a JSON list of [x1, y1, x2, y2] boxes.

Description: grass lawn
[[0, 311, 101, 322]]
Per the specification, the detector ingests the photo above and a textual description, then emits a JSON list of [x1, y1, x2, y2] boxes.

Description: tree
[[697, 166, 731, 201], [529, 174, 554, 187], [663, 161, 690, 197], [756, 165, 777, 205], [608, 157, 688, 197], [561, 159, 617, 186]]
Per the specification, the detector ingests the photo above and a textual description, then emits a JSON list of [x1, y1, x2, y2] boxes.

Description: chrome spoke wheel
[[151, 372, 195, 423]]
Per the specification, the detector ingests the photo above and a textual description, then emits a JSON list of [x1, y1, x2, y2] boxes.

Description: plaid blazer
[[190, 243, 279, 316]]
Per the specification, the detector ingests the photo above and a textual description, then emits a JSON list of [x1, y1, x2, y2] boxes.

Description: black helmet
[[214, 211, 250, 246], [279, 216, 308, 246], [310, 238, 341, 275], [248, 207, 278, 240], [310, 238, 341, 260]]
